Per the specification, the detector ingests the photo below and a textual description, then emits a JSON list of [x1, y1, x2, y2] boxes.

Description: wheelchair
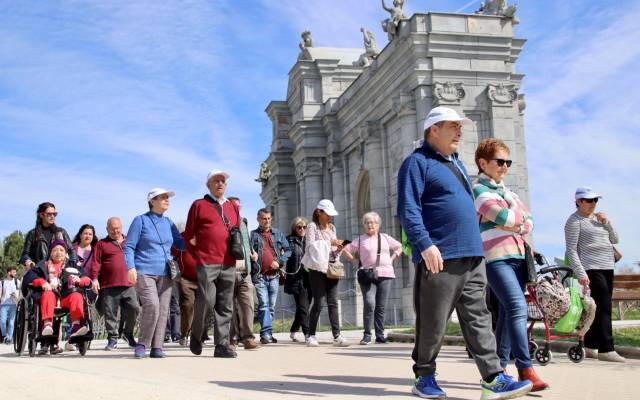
[[13, 286, 95, 357]]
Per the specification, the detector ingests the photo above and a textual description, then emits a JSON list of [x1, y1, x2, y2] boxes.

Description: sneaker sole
[[70, 326, 89, 337], [480, 382, 532, 400], [411, 386, 446, 399]]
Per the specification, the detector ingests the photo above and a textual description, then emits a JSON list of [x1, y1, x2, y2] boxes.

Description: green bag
[[401, 229, 412, 257], [555, 278, 584, 333]]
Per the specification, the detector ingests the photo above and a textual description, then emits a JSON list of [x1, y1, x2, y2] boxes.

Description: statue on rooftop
[[255, 162, 271, 183], [381, 0, 406, 41], [299, 30, 313, 51], [476, 0, 519, 24], [356, 27, 380, 67]]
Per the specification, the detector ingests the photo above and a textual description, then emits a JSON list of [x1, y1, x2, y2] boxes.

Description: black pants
[[290, 287, 312, 336], [101, 286, 140, 341], [413, 257, 501, 379], [308, 270, 340, 338], [585, 269, 615, 352]]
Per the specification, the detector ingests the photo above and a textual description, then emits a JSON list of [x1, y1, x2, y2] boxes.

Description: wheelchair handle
[[538, 265, 573, 275]]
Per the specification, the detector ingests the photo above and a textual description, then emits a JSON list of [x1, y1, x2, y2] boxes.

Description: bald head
[[106, 217, 123, 241]]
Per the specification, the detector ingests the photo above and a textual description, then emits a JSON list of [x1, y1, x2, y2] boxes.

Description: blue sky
[[1, 0, 639, 268]]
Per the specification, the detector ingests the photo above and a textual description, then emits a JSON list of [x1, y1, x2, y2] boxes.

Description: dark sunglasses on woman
[[492, 158, 513, 167], [582, 198, 598, 204]]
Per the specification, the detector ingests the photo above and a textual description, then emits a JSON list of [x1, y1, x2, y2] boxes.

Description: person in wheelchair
[[25, 239, 91, 354]]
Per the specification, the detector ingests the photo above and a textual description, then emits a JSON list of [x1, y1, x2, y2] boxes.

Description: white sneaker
[[585, 348, 598, 359], [42, 324, 54, 336], [333, 335, 349, 347], [306, 335, 319, 347], [290, 332, 299, 342], [598, 351, 626, 363], [64, 341, 76, 352]]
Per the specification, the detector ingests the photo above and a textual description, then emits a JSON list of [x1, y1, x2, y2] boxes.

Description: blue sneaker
[[134, 344, 146, 359], [150, 348, 165, 358], [412, 374, 446, 399], [480, 372, 532, 400]]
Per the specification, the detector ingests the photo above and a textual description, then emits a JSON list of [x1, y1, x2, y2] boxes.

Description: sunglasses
[[581, 198, 599, 204], [296, 225, 307, 230], [45, 212, 58, 217], [491, 158, 512, 168]]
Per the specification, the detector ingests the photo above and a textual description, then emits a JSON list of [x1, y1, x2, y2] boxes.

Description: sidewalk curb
[[387, 333, 640, 359]]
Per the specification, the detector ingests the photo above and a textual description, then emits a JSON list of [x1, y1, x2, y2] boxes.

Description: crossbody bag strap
[[146, 215, 170, 263], [375, 233, 381, 268], [358, 236, 362, 268], [442, 158, 472, 196], [205, 195, 230, 229]]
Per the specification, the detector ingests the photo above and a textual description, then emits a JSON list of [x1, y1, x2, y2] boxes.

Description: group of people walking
[[2, 105, 624, 400]]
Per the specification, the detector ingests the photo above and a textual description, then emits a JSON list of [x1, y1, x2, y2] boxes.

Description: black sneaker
[[123, 333, 137, 348], [260, 336, 271, 345], [375, 337, 388, 344], [190, 338, 202, 356], [105, 338, 118, 351], [214, 344, 237, 358], [164, 334, 171, 343], [270, 336, 278, 343]]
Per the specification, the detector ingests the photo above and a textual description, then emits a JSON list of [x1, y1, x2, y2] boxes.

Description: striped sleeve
[[564, 215, 587, 279], [473, 185, 522, 227]]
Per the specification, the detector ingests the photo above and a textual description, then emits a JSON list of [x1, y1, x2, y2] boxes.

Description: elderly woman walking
[[472, 138, 548, 391], [565, 187, 624, 362], [125, 188, 185, 359], [342, 211, 402, 345]]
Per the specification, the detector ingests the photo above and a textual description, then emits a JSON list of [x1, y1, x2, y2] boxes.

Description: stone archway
[[355, 170, 371, 224]]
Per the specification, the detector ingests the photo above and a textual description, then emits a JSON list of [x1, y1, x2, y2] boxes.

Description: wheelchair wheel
[[567, 345, 585, 363], [528, 340, 538, 358], [78, 340, 88, 356], [13, 298, 27, 356], [28, 302, 40, 357], [535, 347, 552, 366]]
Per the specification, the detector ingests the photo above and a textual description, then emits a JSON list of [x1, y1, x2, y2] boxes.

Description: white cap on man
[[147, 188, 175, 202], [206, 169, 230, 184], [423, 106, 471, 132], [316, 199, 338, 216], [575, 187, 602, 200]]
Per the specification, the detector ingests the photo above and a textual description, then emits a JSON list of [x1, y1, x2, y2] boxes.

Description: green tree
[[2, 230, 25, 275]]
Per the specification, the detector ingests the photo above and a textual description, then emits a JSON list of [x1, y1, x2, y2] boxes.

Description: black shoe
[[164, 334, 171, 343], [260, 336, 270, 345], [123, 333, 137, 348], [214, 344, 237, 358], [270, 336, 278, 343], [172, 335, 180, 343], [375, 337, 388, 344], [190, 338, 202, 356]]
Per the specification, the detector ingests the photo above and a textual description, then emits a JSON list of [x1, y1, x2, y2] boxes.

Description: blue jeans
[[0, 304, 17, 340], [255, 274, 279, 338], [358, 275, 393, 340], [486, 258, 532, 369]]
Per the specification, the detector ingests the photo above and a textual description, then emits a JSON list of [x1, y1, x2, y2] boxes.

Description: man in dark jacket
[[250, 208, 291, 344]]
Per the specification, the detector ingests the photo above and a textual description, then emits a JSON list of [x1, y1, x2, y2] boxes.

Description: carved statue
[[356, 27, 380, 67], [255, 162, 271, 183], [299, 30, 313, 51], [381, 0, 406, 41], [476, 0, 519, 24]]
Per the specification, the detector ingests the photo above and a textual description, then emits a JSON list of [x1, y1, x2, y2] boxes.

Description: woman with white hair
[[343, 211, 402, 345], [565, 186, 623, 362]]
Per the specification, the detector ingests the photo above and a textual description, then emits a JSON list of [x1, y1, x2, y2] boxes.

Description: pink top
[[344, 233, 402, 278]]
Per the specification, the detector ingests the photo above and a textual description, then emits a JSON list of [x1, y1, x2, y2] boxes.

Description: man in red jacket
[[184, 169, 241, 358], [89, 217, 140, 350]]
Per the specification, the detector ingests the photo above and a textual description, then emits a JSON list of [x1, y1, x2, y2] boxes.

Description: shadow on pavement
[[286, 374, 479, 392], [210, 379, 409, 397]]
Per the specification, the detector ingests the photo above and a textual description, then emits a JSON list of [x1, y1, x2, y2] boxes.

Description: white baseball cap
[[423, 106, 471, 132], [316, 199, 338, 216], [147, 188, 175, 202], [206, 169, 230, 184], [575, 187, 602, 200]]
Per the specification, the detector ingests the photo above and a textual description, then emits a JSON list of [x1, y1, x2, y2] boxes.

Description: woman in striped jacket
[[472, 138, 548, 392], [564, 187, 624, 362]]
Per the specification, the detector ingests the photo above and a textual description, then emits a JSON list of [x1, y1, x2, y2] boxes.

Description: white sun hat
[[147, 188, 175, 202], [423, 106, 471, 132]]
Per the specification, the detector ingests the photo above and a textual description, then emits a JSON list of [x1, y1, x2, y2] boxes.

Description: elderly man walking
[[89, 217, 140, 350], [185, 169, 241, 358], [397, 106, 532, 400]]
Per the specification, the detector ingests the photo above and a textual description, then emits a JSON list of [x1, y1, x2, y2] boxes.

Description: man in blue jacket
[[397, 106, 532, 400], [250, 208, 291, 344]]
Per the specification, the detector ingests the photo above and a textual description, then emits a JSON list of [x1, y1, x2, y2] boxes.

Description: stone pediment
[[298, 47, 363, 66]]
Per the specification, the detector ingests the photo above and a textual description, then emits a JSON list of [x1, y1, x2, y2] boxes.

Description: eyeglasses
[[492, 158, 513, 168], [581, 198, 599, 204], [45, 212, 58, 217]]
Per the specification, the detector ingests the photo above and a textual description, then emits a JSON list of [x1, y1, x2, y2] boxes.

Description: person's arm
[[89, 242, 103, 293], [124, 216, 142, 284], [598, 214, 619, 244], [62, 229, 78, 265], [277, 231, 292, 266], [384, 234, 403, 262], [19, 230, 35, 267], [183, 202, 198, 244], [473, 186, 525, 228], [564, 216, 588, 284], [170, 220, 186, 251], [342, 239, 357, 262]]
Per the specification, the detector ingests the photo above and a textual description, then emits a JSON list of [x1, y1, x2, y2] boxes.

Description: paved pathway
[[2, 330, 638, 400]]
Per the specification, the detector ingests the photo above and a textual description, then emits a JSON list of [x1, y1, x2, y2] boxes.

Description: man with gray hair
[[89, 217, 140, 350], [397, 106, 532, 399]]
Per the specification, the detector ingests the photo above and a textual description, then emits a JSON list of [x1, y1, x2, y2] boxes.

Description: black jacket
[[20, 227, 76, 266], [284, 234, 309, 295], [22, 259, 84, 300]]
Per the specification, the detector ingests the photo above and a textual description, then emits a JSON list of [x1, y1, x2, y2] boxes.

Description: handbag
[[356, 233, 381, 285], [208, 196, 245, 260], [555, 278, 584, 333], [613, 246, 622, 263], [326, 260, 345, 280], [523, 241, 537, 284], [147, 215, 181, 282]]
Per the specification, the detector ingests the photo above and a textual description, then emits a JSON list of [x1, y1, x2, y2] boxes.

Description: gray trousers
[[101, 286, 140, 340], [136, 274, 172, 349], [230, 272, 255, 341], [190, 264, 236, 346], [412, 257, 501, 379]]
